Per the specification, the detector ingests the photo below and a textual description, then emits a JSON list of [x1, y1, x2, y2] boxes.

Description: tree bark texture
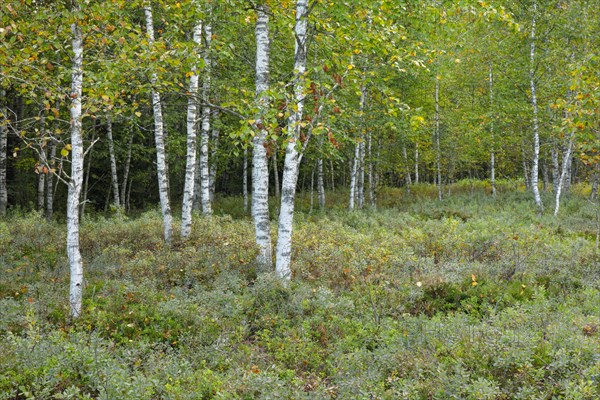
[[252, 5, 273, 270], [67, 4, 84, 318], [181, 20, 202, 238], [529, 1, 543, 211], [199, 17, 213, 215], [0, 90, 7, 217], [275, 0, 308, 280], [145, 3, 173, 243]]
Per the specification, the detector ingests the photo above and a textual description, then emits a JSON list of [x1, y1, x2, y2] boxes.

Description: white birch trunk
[[145, 4, 173, 243], [181, 20, 202, 238], [275, 0, 308, 280], [529, 1, 543, 211], [0, 90, 7, 217], [435, 76, 442, 201], [317, 157, 325, 209], [106, 115, 120, 207], [252, 5, 273, 269], [554, 131, 575, 216], [67, 5, 84, 318], [415, 142, 419, 184], [243, 147, 249, 212], [489, 64, 496, 197], [199, 18, 213, 215]]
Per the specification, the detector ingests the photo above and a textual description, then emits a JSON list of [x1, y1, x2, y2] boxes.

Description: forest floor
[[1, 182, 599, 399]]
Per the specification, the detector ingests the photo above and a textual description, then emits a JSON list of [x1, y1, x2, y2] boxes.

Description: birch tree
[[0, 90, 6, 217], [199, 14, 213, 215], [181, 19, 203, 238], [275, 0, 308, 280], [252, 4, 273, 269], [144, 3, 173, 243], [106, 115, 120, 208], [529, 1, 543, 211], [67, 0, 85, 318]]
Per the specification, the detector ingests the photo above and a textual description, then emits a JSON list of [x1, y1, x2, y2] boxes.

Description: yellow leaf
[[65, 144, 72, 151], [471, 274, 477, 282], [347, 64, 354, 70]]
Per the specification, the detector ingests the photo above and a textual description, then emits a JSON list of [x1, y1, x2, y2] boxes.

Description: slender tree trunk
[[564, 155, 572, 193], [243, 147, 249, 212], [367, 131, 375, 206], [121, 129, 133, 209], [252, 5, 273, 270], [554, 130, 575, 216], [529, 1, 543, 211], [357, 139, 365, 208], [81, 132, 94, 218], [435, 75, 442, 201], [37, 114, 46, 213], [275, 0, 308, 280], [489, 64, 496, 197], [46, 139, 56, 220], [181, 20, 202, 238], [209, 120, 219, 203], [552, 144, 559, 193], [350, 84, 368, 210], [67, 4, 84, 318], [591, 164, 599, 201], [273, 147, 280, 198], [349, 140, 359, 210], [106, 115, 120, 208], [403, 145, 411, 194], [330, 159, 335, 191], [414, 142, 419, 184], [145, 3, 173, 243], [199, 16, 213, 215], [0, 90, 6, 217], [317, 157, 325, 209]]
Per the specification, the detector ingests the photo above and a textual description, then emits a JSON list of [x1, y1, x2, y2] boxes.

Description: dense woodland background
[[0, 0, 599, 399]]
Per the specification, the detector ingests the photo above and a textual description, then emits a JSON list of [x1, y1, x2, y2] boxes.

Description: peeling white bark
[[489, 64, 496, 197], [252, 5, 273, 270], [145, 3, 173, 243], [275, 0, 308, 280], [181, 20, 202, 238], [0, 90, 7, 217], [529, 1, 543, 211], [67, 4, 84, 318], [435, 75, 442, 201], [554, 131, 575, 216], [199, 17, 213, 215]]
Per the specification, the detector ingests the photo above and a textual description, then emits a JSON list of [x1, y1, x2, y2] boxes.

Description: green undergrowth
[[0, 187, 599, 399]]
